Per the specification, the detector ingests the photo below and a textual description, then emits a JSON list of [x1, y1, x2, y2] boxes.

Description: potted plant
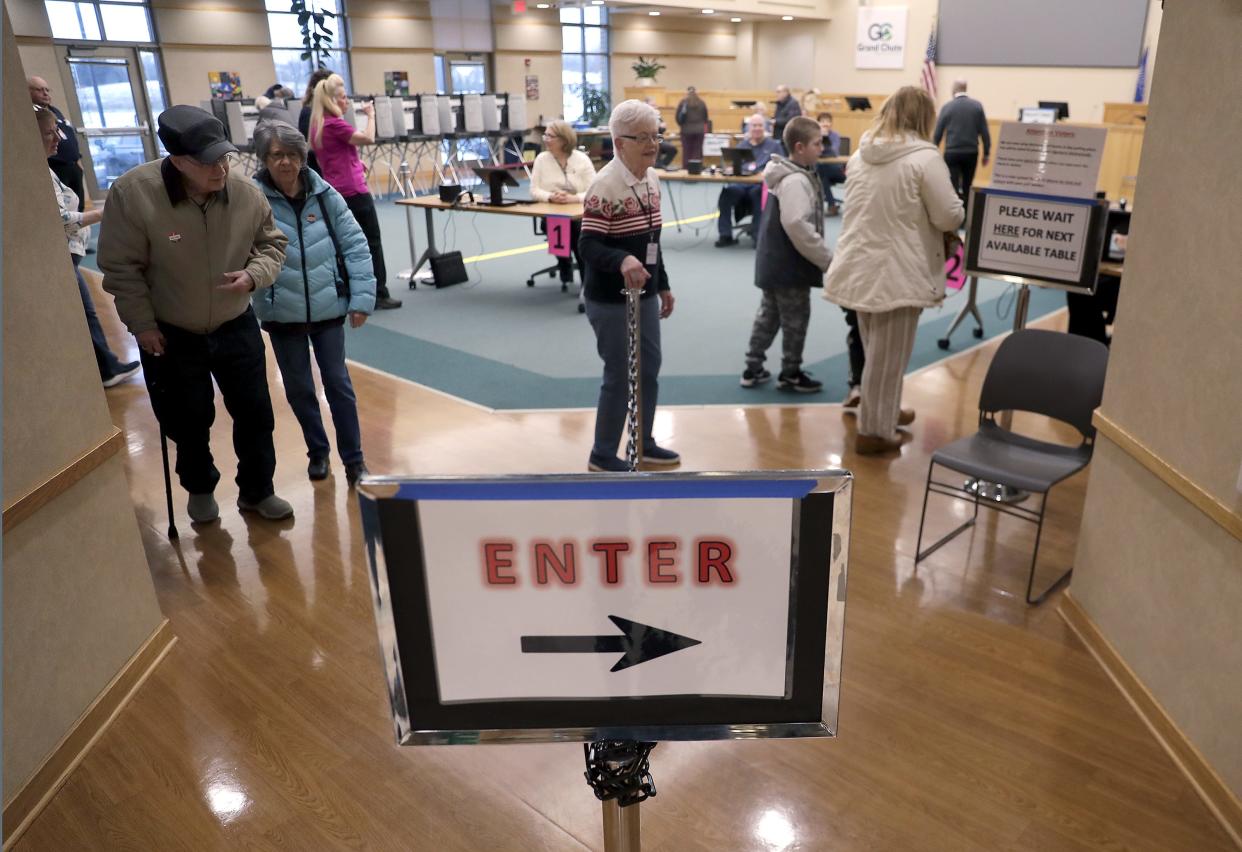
[[577, 84, 610, 127], [631, 56, 666, 87]]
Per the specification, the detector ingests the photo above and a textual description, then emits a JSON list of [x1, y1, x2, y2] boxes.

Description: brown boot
[[855, 433, 903, 455], [898, 408, 916, 426]]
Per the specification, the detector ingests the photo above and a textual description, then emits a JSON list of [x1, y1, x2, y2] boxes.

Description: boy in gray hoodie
[[741, 116, 834, 392]]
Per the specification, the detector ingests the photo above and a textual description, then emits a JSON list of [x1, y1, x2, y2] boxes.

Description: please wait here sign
[[977, 194, 1091, 283]]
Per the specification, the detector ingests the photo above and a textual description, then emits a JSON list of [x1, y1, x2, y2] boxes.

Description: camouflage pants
[[745, 287, 811, 375]]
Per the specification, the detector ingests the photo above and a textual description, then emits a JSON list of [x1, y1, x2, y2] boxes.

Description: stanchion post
[[624, 285, 643, 473], [602, 798, 641, 852]]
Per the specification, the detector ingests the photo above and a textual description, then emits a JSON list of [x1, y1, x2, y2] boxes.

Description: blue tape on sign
[[980, 188, 1098, 206], [392, 479, 819, 501]]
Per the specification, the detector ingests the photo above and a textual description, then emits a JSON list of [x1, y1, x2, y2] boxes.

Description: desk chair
[[914, 329, 1109, 605], [526, 217, 585, 312]]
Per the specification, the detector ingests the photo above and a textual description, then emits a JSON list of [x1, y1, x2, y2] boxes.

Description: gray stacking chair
[[914, 329, 1109, 604]]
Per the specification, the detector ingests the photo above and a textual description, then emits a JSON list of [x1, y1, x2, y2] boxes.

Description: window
[[45, 0, 152, 42], [266, 0, 351, 97], [561, 6, 608, 124]]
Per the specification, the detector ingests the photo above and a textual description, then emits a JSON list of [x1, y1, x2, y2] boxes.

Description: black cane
[[159, 425, 178, 541]]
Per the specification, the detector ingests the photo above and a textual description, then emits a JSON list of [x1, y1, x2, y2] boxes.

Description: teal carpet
[[86, 179, 1066, 410]]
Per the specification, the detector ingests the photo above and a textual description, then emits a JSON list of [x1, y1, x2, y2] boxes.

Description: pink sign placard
[[945, 243, 965, 291], [547, 216, 572, 258]]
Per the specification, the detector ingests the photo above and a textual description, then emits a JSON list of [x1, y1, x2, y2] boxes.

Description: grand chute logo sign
[[856, 5, 908, 69]]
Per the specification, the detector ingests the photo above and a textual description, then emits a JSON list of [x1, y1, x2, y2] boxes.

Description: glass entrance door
[[59, 47, 165, 196]]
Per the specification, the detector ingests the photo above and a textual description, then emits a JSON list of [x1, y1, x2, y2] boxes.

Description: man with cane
[[100, 105, 293, 525]]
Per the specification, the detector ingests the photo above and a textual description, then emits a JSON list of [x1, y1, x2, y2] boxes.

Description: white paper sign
[[855, 6, 908, 69], [978, 193, 1091, 283], [990, 122, 1108, 199], [416, 497, 795, 702]]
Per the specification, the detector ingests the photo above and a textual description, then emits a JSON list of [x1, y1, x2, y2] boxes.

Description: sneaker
[[740, 367, 772, 388], [308, 457, 329, 480], [375, 296, 403, 310], [187, 492, 219, 524], [826, 204, 841, 217], [855, 434, 903, 455], [714, 235, 737, 248], [588, 453, 630, 473], [777, 370, 824, 393], [898, 408, 916, 427], [345, 461, 369, 487], [642, 445, 681, 466], [237, 493, 294, 520], [842, 384, 862, 408], [102, 361, 142, 388]]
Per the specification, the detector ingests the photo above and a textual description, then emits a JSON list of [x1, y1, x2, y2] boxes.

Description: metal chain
[[583, 740, 657, 807], [624, 286, 642, 473]]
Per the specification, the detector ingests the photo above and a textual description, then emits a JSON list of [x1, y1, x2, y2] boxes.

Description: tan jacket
[[99, 159, 287, 334]]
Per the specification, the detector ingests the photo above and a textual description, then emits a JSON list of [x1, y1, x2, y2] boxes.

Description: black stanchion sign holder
[[356, 471, 850, 746]]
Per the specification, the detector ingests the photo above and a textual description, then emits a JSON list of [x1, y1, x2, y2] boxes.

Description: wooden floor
[[14, 282, 1235, 851]]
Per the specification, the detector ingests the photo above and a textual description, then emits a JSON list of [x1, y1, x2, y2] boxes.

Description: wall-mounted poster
[[525, 74, 539, 101], [385, 71, 410, 97], [855, 6, 908, 69], [208, 71, 243, 100]]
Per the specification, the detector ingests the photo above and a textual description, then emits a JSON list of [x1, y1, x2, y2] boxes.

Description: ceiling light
[[730, 16, 741, 21], [781, 14, 793, 20], [701, 8, 714, 13], [648, 9, 660, 14], [536, 2, 548, 6], [591, 1, 604, 4]]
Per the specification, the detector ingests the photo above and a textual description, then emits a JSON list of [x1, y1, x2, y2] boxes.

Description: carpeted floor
[[84, 178, 1067, 410]]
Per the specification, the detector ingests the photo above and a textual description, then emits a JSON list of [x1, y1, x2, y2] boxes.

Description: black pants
[[140, 308, 277, 503], [817, 162, 846, 205], [657, 142, 677, 168], [1066, 275, 1121, 345], [50, 159, 85, 212], [344, 192, 391, 300], [555, 219, 583, 283], [944, 150, 978, 204], [843, 308, 865, 387], [718, 184, 763, 237]]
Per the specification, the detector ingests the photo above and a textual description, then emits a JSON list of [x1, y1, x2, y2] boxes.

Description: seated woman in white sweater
[[530, 120, 596, 285]]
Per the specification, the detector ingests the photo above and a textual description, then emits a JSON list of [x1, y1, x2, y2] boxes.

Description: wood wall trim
[[1058, 594, 1242, 848], [3, 428, 124, 533], [350, 46, 435, 55], [15, 36, 54, 46], [2, 620, 177, 849], [1093, 410, 1242, 543], [158, 42, 272, 51]]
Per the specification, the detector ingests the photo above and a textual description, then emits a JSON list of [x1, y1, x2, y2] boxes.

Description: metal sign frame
[[357, 470, 851, 746], [964, 187, 1111, 295]]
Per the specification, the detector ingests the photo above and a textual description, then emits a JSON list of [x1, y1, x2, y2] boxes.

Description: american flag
[[1134, 45, 1149, 102], [921, 22, 938, 98]]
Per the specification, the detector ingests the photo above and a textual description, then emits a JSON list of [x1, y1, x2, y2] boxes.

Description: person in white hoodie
[[823, 86, 964, 454]]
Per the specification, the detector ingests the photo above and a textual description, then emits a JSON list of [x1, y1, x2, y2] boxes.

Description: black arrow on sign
[[520, 615, 702, 672]]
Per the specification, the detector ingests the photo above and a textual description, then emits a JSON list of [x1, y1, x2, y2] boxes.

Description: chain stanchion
[[624, 284, 643, 473]]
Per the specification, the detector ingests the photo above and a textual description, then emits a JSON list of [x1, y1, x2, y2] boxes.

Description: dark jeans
[[1066, 275, 1121, 345], [140, 308, 277, 503], [718, 184, 763, 237], [50, 159, 85, 212], [816, 162, 846, 205], [680, 133, 704, 167], [73, 255, 126, 380], [554, 219, 583, 283], [944, 150, 978, 204], [344, 192, 391, 299], [268, 323, 364, 465], [657, 142, 677, 168], [584, 296, 662, 460], [843, 308, 865, 387]]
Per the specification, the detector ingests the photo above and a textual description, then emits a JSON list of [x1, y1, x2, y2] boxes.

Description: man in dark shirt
[[933, 79, 991, 204], [772, 84, 803, 142], [29, 75, 86, 212]]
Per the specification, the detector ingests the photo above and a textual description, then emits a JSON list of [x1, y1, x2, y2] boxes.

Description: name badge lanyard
[[623, 180, 658, 473], [630, 184, 659, 267]]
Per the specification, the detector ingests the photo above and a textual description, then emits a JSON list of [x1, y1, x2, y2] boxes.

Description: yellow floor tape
[[461, 211, 720, 265]]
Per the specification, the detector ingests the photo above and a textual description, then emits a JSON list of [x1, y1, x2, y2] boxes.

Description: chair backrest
[[979, 329, 1109, 439]]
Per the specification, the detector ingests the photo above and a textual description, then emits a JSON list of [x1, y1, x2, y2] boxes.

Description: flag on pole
[[1134, 45, 1149, 102], [922, 21, 938, 98]]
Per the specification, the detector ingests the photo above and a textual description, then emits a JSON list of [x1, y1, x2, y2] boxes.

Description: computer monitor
[[730, 99, 758, 109], [845, 96, 872, 112], [835, 136, 851, 156], [720, 146, 755, 176], [1102, 208, 1131, 263], [1038, 101, 1070, 120], [1019, 107, 1058, 124], [471, 165, 520, 206]]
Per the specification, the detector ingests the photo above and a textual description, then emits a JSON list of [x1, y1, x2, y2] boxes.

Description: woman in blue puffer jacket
[[252, 121, 377, 486]]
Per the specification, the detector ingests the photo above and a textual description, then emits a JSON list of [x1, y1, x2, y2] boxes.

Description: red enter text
[[481, 538, 737, 587]]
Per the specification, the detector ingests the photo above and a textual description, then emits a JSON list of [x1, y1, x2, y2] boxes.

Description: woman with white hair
[[578, 99, 678, 472], [252, 121, 377, 485], [308, 73, 401, 309]]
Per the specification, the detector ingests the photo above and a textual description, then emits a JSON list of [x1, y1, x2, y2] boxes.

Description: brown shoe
[[898, 408, 916, 426], [855, 434, 903, 455]]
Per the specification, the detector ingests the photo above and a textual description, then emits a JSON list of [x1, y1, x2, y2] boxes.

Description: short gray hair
[[253, 120, 308, 164], [609, 99, 659, 140]]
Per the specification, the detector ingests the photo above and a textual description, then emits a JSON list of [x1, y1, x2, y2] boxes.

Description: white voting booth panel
[[418, 95, 440, 136], [461, 93, 485, 134], [358, 471, 851, 746], [373, 96, 396, 139], [437, 95, 457, 134], [504, 93, 529, 132], [481, 94, 500, 132]]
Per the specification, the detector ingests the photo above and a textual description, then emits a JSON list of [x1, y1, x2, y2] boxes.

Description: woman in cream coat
[[530, 120, 596, 288], [823, 86, 965, 454]]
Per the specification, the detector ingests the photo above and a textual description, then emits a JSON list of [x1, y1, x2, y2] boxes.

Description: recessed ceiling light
[[536, 2, 548, 6], [591, 1, 604, 4], [730, 16, 741, 21], [781, 15, 794, 20], [701, 8, 714, 13], [648, 9, 660, 14]]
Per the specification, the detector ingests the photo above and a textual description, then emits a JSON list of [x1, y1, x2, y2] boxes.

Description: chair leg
[[1024, 491, 1072, 605], [915, 463, 981, 563]]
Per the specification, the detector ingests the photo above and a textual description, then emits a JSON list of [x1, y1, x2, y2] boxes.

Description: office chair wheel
[[527, 278, 535, 287], [578, 303, 586, 314], [937, 337, 950, 350], [973, 327, 984, 339], [561, 281, 569, 293]]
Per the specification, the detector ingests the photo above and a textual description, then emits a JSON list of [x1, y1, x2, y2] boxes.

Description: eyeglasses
[[618, 133, 664, 144], [265, 151, 302, 163]]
